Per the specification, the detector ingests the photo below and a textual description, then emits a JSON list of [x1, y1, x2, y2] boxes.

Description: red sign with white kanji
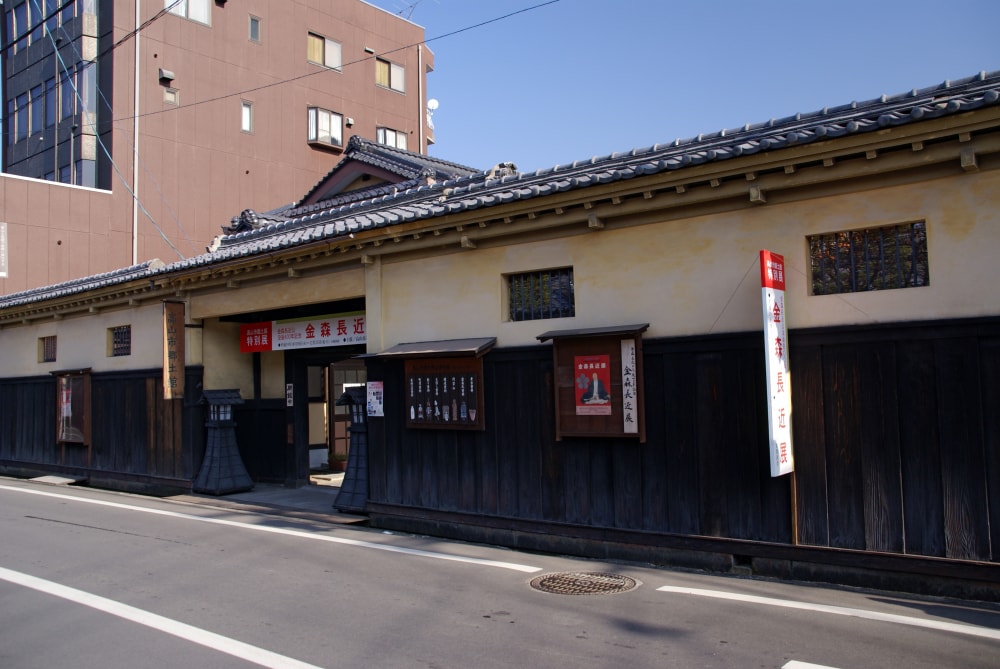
[[760, 250, 794, 477]]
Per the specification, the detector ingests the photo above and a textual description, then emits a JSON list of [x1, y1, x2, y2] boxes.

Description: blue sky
[[367, 0, 1000, 172]]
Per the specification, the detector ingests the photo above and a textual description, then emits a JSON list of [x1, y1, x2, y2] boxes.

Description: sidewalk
[[167, 472, 368, 526]]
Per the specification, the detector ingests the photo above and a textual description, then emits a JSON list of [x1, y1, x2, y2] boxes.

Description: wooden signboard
[[539, 324, 647, 442]]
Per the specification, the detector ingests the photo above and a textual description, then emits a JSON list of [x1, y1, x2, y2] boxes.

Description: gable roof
[[3, 70, 999, 311], [296, 135, 481, 208], [220, 135, 481, 238]]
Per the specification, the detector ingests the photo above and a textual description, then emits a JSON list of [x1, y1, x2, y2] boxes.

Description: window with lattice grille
[[109, 325, 132, 357], [507, 268, 575, 322], [807, 222, 929, 295], [38, 336, 57, 363]]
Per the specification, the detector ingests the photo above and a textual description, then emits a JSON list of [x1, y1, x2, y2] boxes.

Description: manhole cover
[[529, 572, 639, 596]]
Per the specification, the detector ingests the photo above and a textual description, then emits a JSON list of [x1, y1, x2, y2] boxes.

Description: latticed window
[[109, 325, 132, 357], [38, 336, 57, 363], [807, 222, 929, 295], [508, 268, 575, 322]]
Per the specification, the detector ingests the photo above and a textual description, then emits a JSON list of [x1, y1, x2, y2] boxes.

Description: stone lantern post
[[334, 386, 368, 513], [193, 389, 254, 495]]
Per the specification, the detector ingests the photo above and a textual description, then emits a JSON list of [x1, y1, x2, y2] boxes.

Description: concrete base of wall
[[367, 503, 1000, 604]]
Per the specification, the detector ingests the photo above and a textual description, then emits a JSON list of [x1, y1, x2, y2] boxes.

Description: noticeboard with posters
[[538, 324, 647, 442]]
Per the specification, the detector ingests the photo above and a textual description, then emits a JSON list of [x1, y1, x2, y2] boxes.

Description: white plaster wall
[[375, 170, 1000, 349], [0, 303, 166, 376], [202, 319, 254, 397]]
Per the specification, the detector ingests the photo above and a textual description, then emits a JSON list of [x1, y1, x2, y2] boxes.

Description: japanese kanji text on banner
[[240, 312, 366, 352], [760, 250, 794, 477]]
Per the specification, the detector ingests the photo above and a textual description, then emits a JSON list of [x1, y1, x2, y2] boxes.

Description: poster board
[[539, 324, 647, 442]]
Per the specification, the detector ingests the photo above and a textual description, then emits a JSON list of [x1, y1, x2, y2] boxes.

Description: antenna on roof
[[398, 0, 426, 19]]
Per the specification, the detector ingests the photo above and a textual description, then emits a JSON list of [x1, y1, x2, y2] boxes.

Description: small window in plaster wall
[[807, 221, 929, 295], [249, 15, 261, 42], [39, 336, 57, 363], [506, 267, 575, 322], [108, 325, 132, 357]]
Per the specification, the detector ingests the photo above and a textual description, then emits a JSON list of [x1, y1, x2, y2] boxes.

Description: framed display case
[[55, 369, 91, 445], [404, 357, 484, 430], [375, 337, 495, 432], [538, 324, 648, 442]]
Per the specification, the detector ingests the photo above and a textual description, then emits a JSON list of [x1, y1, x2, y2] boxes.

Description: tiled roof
[[0, 260, 165, 309], [295, 135, 481, 207], [4, 70, 999, 310]]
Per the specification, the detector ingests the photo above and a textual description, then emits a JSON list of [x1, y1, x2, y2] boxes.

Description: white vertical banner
[[620, 338, 638, 433], [760, 250, 794, 477]]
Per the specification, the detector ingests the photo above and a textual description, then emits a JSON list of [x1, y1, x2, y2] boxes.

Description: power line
[[114, 0, 562, 123]]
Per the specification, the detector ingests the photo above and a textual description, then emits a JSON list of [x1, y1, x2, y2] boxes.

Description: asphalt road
[[1, 477, 998, 669]]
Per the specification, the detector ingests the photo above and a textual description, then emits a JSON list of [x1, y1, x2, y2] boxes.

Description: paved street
[[1, 477, 998, 668]]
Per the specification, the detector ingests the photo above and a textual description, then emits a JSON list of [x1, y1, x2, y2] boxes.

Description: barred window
[[109, 325, 132, 357], [508, 268, 575, 322], [39, 336, 57, 363], [807, 222, 929, 295]]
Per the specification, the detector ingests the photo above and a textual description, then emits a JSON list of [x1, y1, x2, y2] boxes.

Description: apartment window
[[45, 78, 56, 127], [241, 100, 253, 132], [45, 0, 59, 33], [78, 63, 97, 117], [166, 0, 211, 25], [12, 2, 25, 36], [39, 336, 57, 363], [375, 58, 405, 93], [377, 127, 408, 150], [60, 67, 75, 119], [30, 85, 44, 134], [307, 107, 343, 147], [30, 2, 43, 42], [808, 222, 929, 295], [507, 268, 575, 322], [75, 159, 96, 187], [307, 32, 342, 70], [15, 93, 29, 142], [109, 325, 132, 357], [249, 15, 261, 42]]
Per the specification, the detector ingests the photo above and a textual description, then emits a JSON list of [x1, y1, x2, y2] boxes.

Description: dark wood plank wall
[[368, 319, 999, 563], [0, 376, 55, 464], [1, 368, 203, 483], [234, 400, 288, 483]]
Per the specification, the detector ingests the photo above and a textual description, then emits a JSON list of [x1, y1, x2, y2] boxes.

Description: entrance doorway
[[306, 359, 366, 480]]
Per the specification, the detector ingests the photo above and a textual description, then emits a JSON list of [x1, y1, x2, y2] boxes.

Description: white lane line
[[0, 566, 321, 669], [658, 585, 1000, 641], [0, 484, 542, 573], [784, 662, 841, 669]]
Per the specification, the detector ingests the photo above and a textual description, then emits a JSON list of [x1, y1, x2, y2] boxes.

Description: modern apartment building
[[1, 0, 435, 293]]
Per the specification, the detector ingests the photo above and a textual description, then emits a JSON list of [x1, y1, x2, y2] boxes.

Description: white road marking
[[0, 566, 321, 669], [0, 483, 541, 573], [658, 585, 1000, 641], [784, 662, 841, 669]]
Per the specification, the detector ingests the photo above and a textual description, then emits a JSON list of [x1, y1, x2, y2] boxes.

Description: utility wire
[[28, 0, 189, 260], [114, 0, 562, 123]]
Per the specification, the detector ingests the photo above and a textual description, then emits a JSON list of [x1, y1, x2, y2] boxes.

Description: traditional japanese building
[[2, 71, 999, 599]]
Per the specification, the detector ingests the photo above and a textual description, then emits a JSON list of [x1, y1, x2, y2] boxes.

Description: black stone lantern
[[193, 389, 254, 495], [333, 386, 368, 513]]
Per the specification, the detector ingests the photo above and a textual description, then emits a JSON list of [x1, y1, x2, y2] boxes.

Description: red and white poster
[[575, 354, 612, 416], [760, 250, 794, 477], [240, 312, 365, 353]]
